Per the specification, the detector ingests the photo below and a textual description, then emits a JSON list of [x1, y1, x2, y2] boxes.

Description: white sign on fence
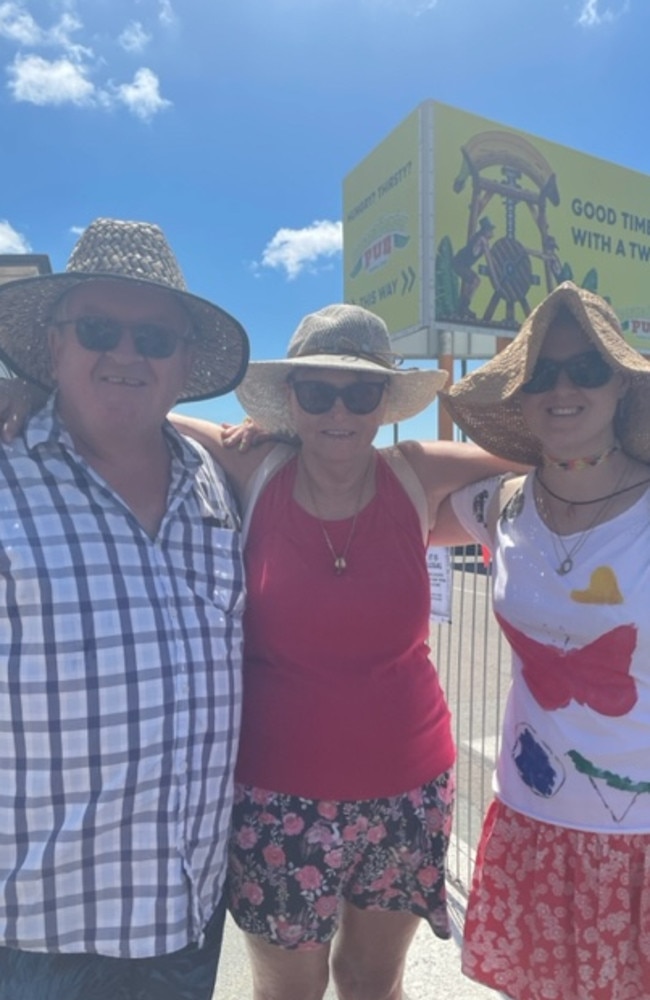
[[427, 546, 452, 624]]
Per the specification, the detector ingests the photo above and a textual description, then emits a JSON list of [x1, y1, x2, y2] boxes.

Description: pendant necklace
[[534, 465, 630, 576], [302, 457, 373, 575]]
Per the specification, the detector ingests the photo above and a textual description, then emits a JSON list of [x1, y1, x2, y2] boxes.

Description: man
[[452, 216, 496, 320], [0, 218, 249, 999]]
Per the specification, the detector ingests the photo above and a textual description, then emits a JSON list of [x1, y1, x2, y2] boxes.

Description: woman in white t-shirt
[[435, 281, 650, 1000]]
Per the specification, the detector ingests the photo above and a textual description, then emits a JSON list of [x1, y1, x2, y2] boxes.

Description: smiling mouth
[[548, 406, 581, 416], [102, 375, 146, 387]]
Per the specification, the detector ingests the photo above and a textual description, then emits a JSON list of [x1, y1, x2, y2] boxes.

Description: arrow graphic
[[401, 266, 416, 294]]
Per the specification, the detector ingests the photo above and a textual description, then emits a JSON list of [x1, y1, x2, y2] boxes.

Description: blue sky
[[0, 0, 644, 445]]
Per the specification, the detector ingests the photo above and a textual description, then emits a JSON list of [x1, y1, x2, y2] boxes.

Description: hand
[[0, 377, 44, 443], [221, 418, 277, 452]]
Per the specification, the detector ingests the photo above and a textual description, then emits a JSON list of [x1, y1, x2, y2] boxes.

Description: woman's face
[[286, 368, 388, 463], [518, 316, 627, 459]]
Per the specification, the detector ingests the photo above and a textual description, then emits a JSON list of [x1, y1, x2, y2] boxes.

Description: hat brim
[[0, 272, 249, 402], [441, 281, 650, 463], [236, 355, 448, 430]]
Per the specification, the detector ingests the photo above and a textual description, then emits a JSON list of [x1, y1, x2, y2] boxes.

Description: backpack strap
[[380, 446, 430, 545], [241, 443, 296, 544]]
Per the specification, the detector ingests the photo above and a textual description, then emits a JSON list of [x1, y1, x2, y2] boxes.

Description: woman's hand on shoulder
[[221, 418, 282, 452]]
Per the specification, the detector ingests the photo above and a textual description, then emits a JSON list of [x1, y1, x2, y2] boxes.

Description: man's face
[[48, 279, 195, 441]]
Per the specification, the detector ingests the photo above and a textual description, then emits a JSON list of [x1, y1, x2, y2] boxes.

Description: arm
[[428, 493, 475, 546], [169, 413, 280, 500], [396, 439, 529, 534]]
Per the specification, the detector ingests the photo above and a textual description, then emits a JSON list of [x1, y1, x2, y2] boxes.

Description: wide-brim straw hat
[[236, 303, 447, 429], [441, 281, 650, 464], [0, 217, 249, 402]]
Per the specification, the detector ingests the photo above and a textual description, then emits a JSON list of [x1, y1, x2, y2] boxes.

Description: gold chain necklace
[[302, 457, 373, 575], [534, 466, 629, 576]]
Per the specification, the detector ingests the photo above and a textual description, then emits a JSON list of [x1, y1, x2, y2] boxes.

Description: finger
[[1, 411, 20, 442]]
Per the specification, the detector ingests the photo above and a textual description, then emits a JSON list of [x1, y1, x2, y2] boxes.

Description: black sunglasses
[[52, 316, 193, 360], [520, 350, 613, 395], [290, 379, 387, 415]]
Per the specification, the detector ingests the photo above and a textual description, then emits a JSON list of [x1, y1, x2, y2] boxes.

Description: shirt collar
[[23, 394, 202, 473]]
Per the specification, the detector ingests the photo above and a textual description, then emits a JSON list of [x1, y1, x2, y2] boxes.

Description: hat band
[[293, 346, 400, 370]]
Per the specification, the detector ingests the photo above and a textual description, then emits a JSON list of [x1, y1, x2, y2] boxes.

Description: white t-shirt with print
[[452, 474, 650, 834]]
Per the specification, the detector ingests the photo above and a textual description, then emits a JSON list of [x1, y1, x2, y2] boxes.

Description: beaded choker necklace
[[542, 444, 619, 472]]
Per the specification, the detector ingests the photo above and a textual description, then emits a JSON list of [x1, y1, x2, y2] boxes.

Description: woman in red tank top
[[168, 304, 519, 1000]]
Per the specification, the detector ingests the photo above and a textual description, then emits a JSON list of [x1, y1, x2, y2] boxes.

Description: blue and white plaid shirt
[[0, 399, 244, 958]]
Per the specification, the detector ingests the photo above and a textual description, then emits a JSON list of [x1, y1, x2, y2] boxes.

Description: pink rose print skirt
[[463, 800, 650, 1000], [228, 772, 454, 950]]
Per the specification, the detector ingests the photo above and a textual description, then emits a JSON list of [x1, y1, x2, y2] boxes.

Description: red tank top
[[235, 452, 455, 799]]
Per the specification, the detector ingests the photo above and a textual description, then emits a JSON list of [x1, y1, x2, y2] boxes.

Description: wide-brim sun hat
[[440, 280, 650, 464], [236, 303, 448, 429], [0, 217, 250, 402]]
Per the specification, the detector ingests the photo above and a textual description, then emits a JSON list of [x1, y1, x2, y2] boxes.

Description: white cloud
[[1, 4, 170, 121], [112, 67, 171, 121], [0, 219, 31, 253], [47, 12, 91, 59], [7, 53, 94, 105], [119, 20, 151, 53], [0, 2, 42, 45], [577, 0, 629, 25], [0, 4, 90, 57], [260, 220, 343, 280], [158, 0, 176, 26]]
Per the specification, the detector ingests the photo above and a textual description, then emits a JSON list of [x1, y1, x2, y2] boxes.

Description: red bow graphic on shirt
[[495, 613, 638, 717]]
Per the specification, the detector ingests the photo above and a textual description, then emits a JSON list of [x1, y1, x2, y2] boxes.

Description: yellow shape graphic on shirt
[[570, 566, 623, 605]]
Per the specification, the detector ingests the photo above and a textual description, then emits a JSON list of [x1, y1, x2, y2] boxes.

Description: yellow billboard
[[343, 108, 422, 337], [344, 101, 650, 356], [434, 101, 650, 349]]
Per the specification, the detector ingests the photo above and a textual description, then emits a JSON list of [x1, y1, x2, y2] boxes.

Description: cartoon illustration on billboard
[[436, 129, 593, 329], [451, 216, 496, 319]]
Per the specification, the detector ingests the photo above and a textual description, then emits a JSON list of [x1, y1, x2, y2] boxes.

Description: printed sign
[[343, 108, 422, 337], [344, 101, 650, 356], [433, 102, 650, 349], [427, 546, 452, 625]]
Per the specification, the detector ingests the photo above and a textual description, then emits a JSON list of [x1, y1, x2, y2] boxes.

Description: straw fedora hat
[[441, 281, 650, 464], [236, 303, 448, 430], [0, 217, 250, 402]]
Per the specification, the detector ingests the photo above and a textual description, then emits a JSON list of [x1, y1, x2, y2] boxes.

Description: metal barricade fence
[[432, 545, 510, 896]]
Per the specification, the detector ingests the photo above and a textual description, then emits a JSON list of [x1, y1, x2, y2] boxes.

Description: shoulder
[[447, 475, 502, 546], [240, 444, 297, 543], [174, 420, 280, 500], [378, 445, 429, 526], [486, 472, 527, 537], [452, 471, 528, 543]]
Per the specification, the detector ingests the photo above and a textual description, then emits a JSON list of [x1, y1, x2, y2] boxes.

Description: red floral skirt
[[462, 800, 650, 1000]]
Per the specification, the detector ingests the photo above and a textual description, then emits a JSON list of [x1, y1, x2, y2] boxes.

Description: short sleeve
[[450, 475, 501, 549]]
